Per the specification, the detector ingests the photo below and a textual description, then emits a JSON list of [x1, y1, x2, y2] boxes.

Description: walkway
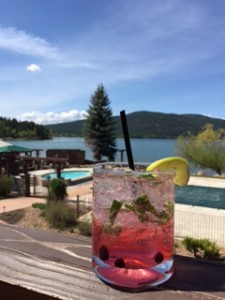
[[0, 197, 46, 216], [0, 181, 92, 215]]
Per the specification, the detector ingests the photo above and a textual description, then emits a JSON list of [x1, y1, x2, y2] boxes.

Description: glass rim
[[94, 161, 175, 176]]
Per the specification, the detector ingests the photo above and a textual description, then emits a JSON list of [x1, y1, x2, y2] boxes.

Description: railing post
[[33, 175, 36, 196], [25, 173, 30, 197], [76, 195, 80, 218]]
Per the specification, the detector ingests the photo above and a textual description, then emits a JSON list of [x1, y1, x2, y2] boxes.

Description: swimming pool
[[42, 170, 91, 181], [175, 185, 225, 209]]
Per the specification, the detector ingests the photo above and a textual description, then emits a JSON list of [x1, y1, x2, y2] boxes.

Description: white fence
[[73, 199, 225, 246], [67, 194, 92, 218], [68, 195, 225, 247], [175, 204, 225, 246]]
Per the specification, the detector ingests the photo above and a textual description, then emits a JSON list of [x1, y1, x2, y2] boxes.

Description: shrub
[[182, 237, 220, 260], [174, 241, 180, 254], [32, 203, 47, 210], [45, 202, 76, 230], [47, 178, 67, 202], [0, 175, 13, 197], [78, 221, 92, 236]]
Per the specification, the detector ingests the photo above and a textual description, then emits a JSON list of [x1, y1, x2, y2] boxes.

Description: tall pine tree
[[84, 84, 117, 161]]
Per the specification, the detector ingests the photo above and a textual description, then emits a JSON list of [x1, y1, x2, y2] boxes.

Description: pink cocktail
[[92, 163, 175, 290]]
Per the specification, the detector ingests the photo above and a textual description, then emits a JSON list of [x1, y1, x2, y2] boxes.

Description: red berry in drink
[[154, 252, 164, 263], [115, 258, 125, 268], [99, 245, 109, 261]]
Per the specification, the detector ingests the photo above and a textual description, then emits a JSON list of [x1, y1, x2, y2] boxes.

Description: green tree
[[84, 84, 117, 161], [175, 124, 225, 175], [0, 116, 52, 139]]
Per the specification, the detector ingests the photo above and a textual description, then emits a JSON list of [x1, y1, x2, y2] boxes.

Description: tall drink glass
[[92, 162, 175, 291]]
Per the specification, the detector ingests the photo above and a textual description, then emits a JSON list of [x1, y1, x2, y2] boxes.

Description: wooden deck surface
[[0, 223, 225, 299]]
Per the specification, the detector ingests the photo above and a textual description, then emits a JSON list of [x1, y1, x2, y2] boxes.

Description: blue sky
[[0, 0, 225, 124]]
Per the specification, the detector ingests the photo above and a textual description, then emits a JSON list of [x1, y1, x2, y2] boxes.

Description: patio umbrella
[[0, 140, 32, 153]]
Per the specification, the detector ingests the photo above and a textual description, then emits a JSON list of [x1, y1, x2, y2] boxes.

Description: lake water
[[11, 137, 177, 163], [11, 137, 209, 174]]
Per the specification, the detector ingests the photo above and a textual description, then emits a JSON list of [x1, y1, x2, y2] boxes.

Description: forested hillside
[[45, 119, 84, 137], [45, 111, 225, 139], [0, 117, 52, 139]]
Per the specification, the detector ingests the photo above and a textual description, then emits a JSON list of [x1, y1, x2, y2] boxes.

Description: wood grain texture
[[0, 224, 224, 299]]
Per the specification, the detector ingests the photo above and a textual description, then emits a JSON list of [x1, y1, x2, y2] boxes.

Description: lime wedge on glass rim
[[146, 157, 190, 186]]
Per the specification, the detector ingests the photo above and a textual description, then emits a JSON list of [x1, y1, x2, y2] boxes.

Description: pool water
[[42, 170, 91, 181], [176, 185, 225, 209]]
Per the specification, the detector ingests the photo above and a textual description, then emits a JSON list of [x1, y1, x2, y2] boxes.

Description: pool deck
[[188, 176, 225, 188], [29, 167, 93, 177], [30, 167, 224, 187], [0, 174, 224, 214]]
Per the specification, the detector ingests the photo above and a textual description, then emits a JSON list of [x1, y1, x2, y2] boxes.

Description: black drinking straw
[[120, 110, 135, 170]]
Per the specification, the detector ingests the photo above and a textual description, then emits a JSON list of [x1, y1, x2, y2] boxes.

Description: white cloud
[[0, 2, 225, 121], [26, 64, 41, 72], [0, 25, 93, 70], [76, 0, 224, 83], [17, 110, 88, 125], [0, 26, 60, 59]]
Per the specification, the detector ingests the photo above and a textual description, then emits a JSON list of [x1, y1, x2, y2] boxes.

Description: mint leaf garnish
[[134, 194, 149, 205], [125, 195, 173, 224], [106, 196, 173, 234], [138, 174, 158, 180], [109, 200, 123, 225], [102, 223, 123, 235], [164, 200, 174, 214]]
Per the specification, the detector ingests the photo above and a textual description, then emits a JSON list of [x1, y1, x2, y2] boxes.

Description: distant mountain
[[46, 119, 84, 137], [45, 111, 225, 139]]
